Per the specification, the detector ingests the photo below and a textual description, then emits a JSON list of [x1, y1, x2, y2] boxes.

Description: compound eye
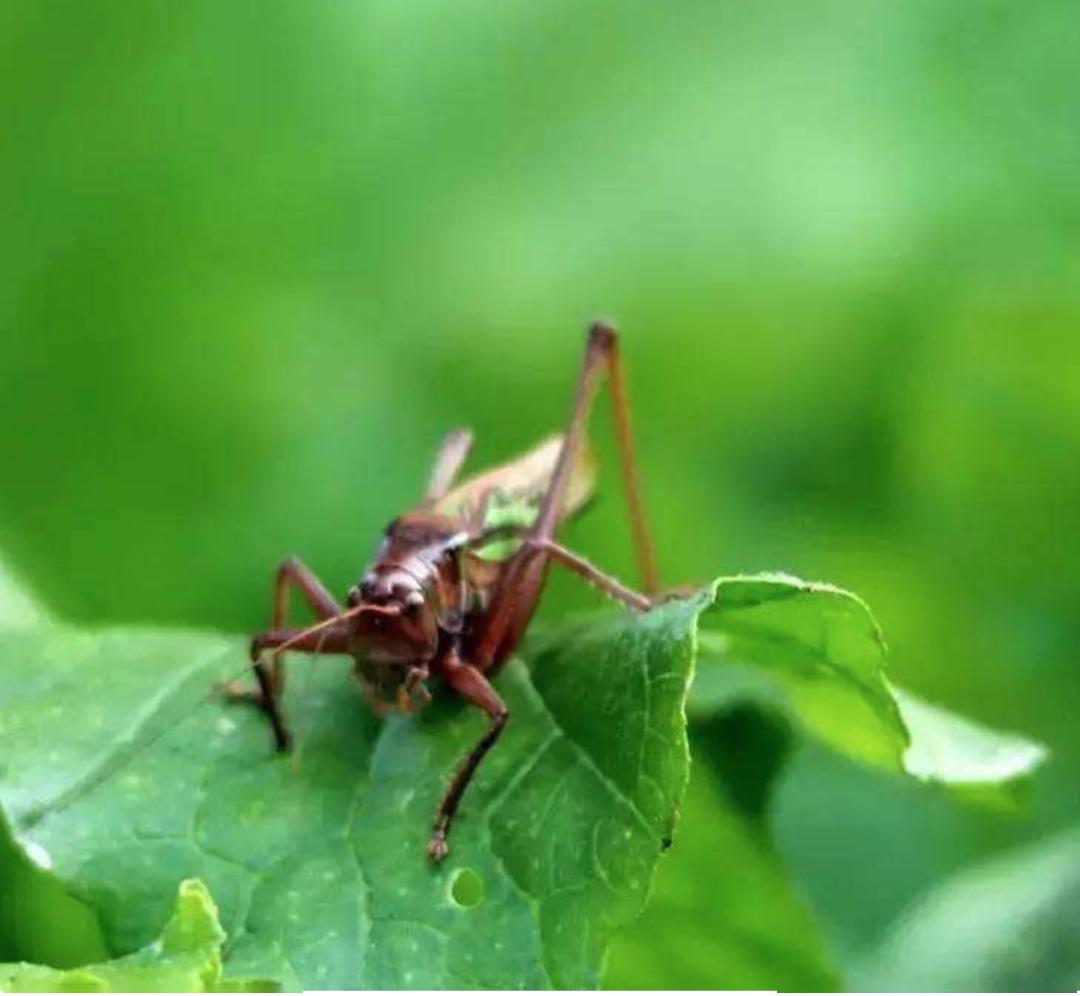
[[404, 590, 425, 611]]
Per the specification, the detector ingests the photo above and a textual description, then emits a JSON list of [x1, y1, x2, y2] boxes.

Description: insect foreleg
[[428, 653, 509, 862], [226, 624, 351, 753], [223, 557, 344, 727], [261, 556, 344, 696]]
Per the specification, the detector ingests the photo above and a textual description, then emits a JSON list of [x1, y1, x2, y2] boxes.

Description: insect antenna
[[264, 601, 401, 665], [290, 622, 332, 770], [262, 601, 404, 760]]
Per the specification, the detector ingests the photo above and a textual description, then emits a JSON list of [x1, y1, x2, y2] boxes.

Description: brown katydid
[[227, 321, 663, 861]]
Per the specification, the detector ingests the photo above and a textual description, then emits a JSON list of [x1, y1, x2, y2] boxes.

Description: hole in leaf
[[448, 866, 484, 909]]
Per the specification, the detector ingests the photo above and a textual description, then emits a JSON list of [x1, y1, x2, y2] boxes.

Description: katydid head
[[345, 569, 439, 664], [344, 511, 467, 665]]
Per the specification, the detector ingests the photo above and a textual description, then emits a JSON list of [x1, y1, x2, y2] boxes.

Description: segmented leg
[[473, 321, 658, 671], [427, 323, 658, 860], [428, 652, 509, 861], [600, 325, 658, 594], [228, 557, 344, 748], [525, 538, 651, 612], [238, 625, 352, 751], [424, 427, 474, 503]]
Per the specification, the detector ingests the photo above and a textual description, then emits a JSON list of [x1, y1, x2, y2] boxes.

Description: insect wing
[[436, 433, 596, 558]]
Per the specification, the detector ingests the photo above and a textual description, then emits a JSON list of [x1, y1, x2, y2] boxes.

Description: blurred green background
[[2, 0, 1078, 987]]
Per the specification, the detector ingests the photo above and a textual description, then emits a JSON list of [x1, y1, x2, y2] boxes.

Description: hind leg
[[473, 321, 660, 670]]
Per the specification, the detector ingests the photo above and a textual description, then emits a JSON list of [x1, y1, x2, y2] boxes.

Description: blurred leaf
[[0, 560, 108, 969], [0, 556, 49, 631], [0, 585, 706, 989], [892, 684, 1049, 806], [0, 808, 107, 969], [604, 761, 838, 991], [693, 574, 1047, 802], [693, 701, 793, 828], [0, 879, 274, 992], [856, 826, 1080, 992]]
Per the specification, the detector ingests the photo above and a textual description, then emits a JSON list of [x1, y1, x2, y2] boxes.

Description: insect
[[226, 321, 662, 861]]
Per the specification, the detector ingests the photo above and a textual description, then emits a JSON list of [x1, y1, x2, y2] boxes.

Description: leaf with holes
[[0, 568, 1047, 989], [0, 574, 705, 989]]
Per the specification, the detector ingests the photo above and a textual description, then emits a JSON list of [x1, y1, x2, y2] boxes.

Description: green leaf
[[604, 759, 839, 991], [607, 573, 1045, 991], [856, 827, 1080, 992], [0, 807, 108, 969], [0, 571, 1047, 989], [697, 574, 905, 769], [890, 685, 1049, 805], [0, 556, 50, 631], [0, 593, 706, 989], [0, 559, 110, 971], [603, 636, 836, 991], [685, 665, 795, 827], [0, 879, 271, 992], [693, 573, 1047, 799]]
